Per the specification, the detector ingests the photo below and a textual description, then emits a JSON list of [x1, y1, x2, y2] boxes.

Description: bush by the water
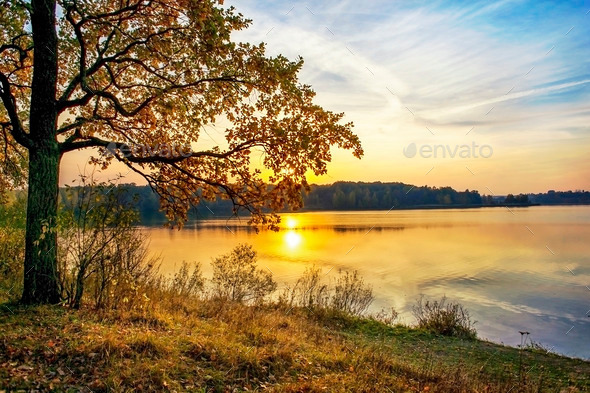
[[58, 175, 160, 309], [210, 243, 277, 303], [412, 295, 477, 339], [331, 269, 374, 315], [282, 265, 329, 309], [280, 265, 375, 317]]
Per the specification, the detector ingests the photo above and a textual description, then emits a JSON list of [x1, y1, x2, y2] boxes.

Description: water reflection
[[146, 206, 590, 359], [284, 230, 302, 249]]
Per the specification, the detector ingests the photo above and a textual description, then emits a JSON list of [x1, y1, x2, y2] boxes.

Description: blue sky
[[227, 0, 590, 193]]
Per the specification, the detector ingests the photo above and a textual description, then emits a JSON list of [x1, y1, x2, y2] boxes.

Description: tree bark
[[21, 0, 61, 304], [22, 146, 61, 304], [72, 263, 87, 309]]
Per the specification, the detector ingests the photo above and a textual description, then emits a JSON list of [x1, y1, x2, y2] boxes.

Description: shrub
[[0, 195, 26, 300], [412, 295, 477, 339], [58, 174, 160, 309], [281, 265, 329, 309], [280, 267, 374, 317], [210, 244, 276, 303], [525, 339, 554, 354], [80, 228, 159, 311], [331, 270, 374, 316], [371, 307, 400, 326], [169, 261, 205, 297], [0, 227, 24, 299]]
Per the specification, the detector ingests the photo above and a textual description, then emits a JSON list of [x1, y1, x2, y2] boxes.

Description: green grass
[[0, 302, 588, 392]]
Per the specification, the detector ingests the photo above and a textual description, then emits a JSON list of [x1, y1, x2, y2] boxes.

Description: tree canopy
[[1, 0, 362, 225], [0, 0, 362, 303]]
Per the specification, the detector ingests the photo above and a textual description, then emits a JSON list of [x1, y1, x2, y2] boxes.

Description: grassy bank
[[1, 301, 588, 392]]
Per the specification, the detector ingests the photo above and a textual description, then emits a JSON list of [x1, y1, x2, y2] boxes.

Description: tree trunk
[[21, 146, 61, 304], [21, 0, 61, 304], [72, 263, 87, 309]]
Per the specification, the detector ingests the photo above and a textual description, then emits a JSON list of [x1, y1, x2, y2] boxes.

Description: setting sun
[[285, 217, 298, 229]]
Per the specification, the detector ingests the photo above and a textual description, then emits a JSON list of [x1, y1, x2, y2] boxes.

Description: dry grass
[[1, 299, 588, 392]]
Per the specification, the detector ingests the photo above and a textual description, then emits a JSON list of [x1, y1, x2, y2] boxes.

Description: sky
[[61, 0, 590, 194]]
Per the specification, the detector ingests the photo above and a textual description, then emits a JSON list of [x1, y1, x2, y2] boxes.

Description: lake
[[145, 206, 590, 359]]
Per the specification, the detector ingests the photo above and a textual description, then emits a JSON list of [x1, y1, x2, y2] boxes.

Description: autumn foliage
[[0, 0, 362, 303]]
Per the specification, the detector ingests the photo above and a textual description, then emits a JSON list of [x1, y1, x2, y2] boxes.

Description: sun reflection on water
[[284, 230, 302, 249]]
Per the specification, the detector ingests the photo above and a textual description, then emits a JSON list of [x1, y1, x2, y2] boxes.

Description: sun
[[285, 217, 298, 229], [284, 231, 302, 249]]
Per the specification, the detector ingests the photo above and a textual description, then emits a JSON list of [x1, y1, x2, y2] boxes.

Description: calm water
[[146, 206, 590, 359]]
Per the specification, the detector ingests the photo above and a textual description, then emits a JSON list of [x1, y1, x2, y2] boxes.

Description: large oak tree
[[0, 0, 362, 304]]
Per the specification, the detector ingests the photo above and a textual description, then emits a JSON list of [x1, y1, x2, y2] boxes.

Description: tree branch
[[0, 72, 32, 148], [59, 134, 258, 162], [57, 22, 183, 107], [116, 156, 258, 223]]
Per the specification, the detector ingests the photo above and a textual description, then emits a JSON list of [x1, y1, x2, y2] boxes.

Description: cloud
[[62, 1, 590, 194], [220, 0, 590, 193], [425, 79, 590, 120]]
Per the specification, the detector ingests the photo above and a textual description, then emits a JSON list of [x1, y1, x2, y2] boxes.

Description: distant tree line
[[62, 182, 483, 223], [528, 190, 590, 205], [481, 193, 530, 205], [482, 190, 590, 206], [302, 182, 482, 210], [54, 183, 588, 225]]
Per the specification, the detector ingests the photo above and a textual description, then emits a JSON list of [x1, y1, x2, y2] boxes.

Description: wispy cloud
[[225, 0, 590, 193], [426, 79, 590, 120]]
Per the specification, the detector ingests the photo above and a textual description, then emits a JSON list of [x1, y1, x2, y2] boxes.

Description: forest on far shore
[[50, 182, 589, 224]]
